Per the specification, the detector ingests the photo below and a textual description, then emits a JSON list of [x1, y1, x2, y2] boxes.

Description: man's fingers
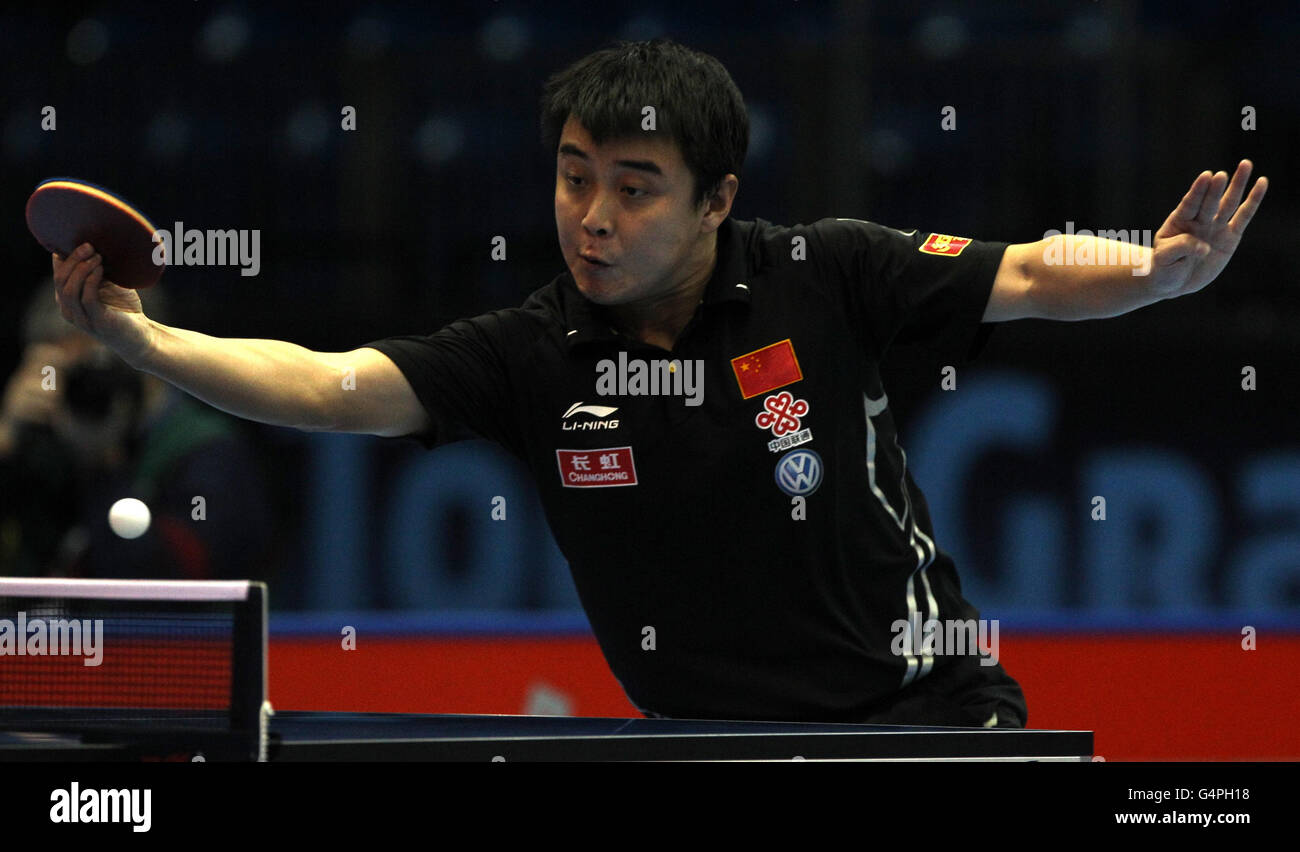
[[52, 253, 71, 286], [1195, 171, 1228, 221], [58, 253, 101, 329], [1214, 160, 1253, 225], [1168, 171, 1212, 225], [81, 263, 104, 317], [51, 243, 94, 288], [1228, 175, 1268, 235], [1165, 163, 1266, 240]]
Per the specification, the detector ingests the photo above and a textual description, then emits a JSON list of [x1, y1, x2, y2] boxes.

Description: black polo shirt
[[366, 216, 1026, 724]]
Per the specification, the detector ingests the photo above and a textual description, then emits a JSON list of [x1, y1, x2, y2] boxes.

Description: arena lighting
[[414, 115, 466, 167], [197, 11, 250, 63], [479, 15, 530, 62], [66, 18, 109, 65]]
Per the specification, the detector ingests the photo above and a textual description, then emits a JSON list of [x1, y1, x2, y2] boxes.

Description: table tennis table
[[0, 710, 1093, 761]]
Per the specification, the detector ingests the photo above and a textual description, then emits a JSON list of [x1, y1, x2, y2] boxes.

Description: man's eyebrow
[[558, 142, 665, 177]]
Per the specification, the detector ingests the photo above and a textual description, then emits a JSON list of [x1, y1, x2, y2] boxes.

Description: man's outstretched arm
[[984, 159, 1269, 323], [51, 245, 429, 438]]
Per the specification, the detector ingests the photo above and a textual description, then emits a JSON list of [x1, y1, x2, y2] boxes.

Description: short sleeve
[[364, 311, 527, 454], [806, 218, 1008, 362]]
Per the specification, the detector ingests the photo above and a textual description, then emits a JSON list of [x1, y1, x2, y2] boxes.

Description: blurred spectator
[[0, 281, 275, 580]]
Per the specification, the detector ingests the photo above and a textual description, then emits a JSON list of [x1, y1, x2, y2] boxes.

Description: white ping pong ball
[[108, 497, 151, 539]]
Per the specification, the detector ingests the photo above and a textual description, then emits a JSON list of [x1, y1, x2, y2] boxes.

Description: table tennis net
[[0, 579, 265, 742]]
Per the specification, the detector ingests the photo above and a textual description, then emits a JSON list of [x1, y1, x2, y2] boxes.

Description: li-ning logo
[[775, 449, 823, 497], [562, 402, 620, 430]]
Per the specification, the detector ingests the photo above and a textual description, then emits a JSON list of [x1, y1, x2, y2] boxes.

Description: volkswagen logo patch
[[774, 448, 823, 497]]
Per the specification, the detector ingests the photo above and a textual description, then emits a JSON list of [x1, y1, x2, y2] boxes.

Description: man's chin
[[572, 273, 631, 305]]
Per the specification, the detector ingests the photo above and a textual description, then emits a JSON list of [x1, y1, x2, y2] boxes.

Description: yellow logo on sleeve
[[919, 233, 973, 256]]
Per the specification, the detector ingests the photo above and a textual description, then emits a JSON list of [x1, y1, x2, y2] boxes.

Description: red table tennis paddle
[[25, 178, 166, 289]]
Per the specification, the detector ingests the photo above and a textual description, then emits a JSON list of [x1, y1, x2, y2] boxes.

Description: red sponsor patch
[[730, 339, 803, 399], [919, 233, 973, 256], [755, 391, 809, 437], [556, 447, 638, 488]]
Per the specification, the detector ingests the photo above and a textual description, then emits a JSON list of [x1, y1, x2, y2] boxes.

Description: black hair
[[539, 38, 748, 208]]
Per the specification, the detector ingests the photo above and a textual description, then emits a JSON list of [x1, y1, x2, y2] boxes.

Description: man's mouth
[[580, 253, 610, 267]]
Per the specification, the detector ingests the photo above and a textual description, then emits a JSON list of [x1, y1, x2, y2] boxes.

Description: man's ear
[[701, 174, 739, 229]]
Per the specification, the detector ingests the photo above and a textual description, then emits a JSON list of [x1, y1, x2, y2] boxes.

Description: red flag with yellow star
[[919, 233, 972, 256], [730, 339, 803, 399]]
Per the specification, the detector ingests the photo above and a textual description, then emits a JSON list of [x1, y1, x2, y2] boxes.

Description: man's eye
[[565, 175, 584, 186], [623, 187, 647, 198]]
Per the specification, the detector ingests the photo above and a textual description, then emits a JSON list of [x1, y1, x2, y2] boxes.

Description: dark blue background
[[3, 1, 1296, 626]]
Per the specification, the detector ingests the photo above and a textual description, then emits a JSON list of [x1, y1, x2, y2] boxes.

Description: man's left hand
[[1146, 159, 1268, 297]]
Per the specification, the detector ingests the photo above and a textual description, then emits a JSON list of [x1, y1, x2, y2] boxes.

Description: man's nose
[[581, 191, 615, 236]]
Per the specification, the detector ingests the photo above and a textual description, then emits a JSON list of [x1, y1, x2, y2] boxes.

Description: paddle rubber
[[25, 178, 165, 289]]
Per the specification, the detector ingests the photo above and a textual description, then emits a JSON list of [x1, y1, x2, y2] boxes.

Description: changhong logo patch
[[556, 447, 638, 487]]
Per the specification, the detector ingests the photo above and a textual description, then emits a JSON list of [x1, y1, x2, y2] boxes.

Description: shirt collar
[[559, 217, 752, 351]]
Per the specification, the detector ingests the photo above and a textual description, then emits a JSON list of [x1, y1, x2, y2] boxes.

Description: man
[[49, 40, 1266, 725]]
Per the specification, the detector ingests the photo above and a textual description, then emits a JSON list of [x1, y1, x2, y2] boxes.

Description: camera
[[63, 352, 142, 422]]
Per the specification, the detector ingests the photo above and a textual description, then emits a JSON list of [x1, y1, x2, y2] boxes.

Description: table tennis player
[[48, 39, 1266, 726]]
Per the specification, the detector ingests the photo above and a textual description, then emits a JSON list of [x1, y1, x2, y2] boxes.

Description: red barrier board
[[269, 634, 1300, 760]]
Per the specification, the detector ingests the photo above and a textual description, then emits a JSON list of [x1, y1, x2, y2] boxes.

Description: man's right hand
[[52, 243, 153, 365]]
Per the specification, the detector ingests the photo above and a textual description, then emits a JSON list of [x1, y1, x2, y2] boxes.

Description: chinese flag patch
[[919, 233, 973, 256], [731, 339, 803, 399]]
